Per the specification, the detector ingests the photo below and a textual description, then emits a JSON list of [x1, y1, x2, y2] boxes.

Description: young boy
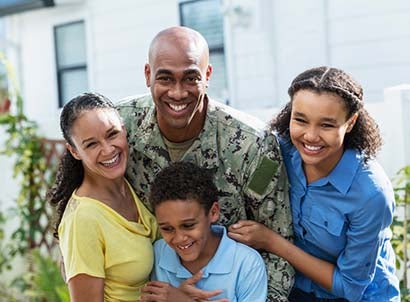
[[146, 162, 267, 302]]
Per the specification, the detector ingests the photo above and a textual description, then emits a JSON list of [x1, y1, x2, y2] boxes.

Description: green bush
[[391, 166, 410, 301]]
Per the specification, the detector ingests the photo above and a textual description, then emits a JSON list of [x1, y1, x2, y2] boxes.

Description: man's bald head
[[148, 26, 209, 65]]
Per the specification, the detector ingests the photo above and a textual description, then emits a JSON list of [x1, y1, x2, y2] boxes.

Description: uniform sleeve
[[236, 251, 268, 302], [332, 189, 394, 302], [243, 131, 294, 301], [58, 207, 105, 281]]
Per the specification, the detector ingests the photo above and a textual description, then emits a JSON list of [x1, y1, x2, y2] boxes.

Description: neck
[[78, 174, 127, 199], [303, 150, 344, 183]]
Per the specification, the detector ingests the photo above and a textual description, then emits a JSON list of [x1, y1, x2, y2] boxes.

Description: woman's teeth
[[101, 154, 119, 166]]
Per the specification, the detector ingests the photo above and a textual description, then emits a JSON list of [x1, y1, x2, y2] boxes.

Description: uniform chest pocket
[[309, 207, 346, 236]]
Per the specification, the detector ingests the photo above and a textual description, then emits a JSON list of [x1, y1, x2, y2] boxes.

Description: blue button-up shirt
[[281, 140, 400, 301]]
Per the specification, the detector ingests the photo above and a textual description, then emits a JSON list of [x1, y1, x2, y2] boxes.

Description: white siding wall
[[87, 0, 179, 101], [328, 0, 410, 103], [272, 0, 328, 105], [225, 0, 277, 109]]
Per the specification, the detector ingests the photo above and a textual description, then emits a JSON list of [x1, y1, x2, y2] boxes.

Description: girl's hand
[[228, 220, 274, 251]]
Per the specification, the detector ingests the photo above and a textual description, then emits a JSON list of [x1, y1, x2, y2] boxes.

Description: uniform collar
[[131, 95, 219, 169]]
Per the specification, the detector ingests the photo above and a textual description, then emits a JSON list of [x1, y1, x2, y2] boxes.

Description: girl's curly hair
[[271, 66, 382, 161]]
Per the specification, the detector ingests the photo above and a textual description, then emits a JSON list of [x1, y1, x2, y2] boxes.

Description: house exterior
[[0, 0, 409, 280]]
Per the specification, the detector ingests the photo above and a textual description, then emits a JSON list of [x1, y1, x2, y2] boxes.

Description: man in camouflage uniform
[[117, 26, 294, 301]]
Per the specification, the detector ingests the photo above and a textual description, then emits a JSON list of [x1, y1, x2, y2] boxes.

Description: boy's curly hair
[[150, 162, 218, 214]]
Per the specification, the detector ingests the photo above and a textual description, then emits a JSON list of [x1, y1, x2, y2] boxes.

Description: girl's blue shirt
[[280, 138, 400, 302]]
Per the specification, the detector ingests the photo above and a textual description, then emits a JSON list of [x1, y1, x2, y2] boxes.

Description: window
[[0, 0, 54, 17], [179, 0, 228, 103], [54, 20, 88, 107]]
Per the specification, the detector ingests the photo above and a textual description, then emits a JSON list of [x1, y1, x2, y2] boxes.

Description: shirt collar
[[289, 146, 360, 195], [157, 225, 235, 278], [325, 149, 360, 195]]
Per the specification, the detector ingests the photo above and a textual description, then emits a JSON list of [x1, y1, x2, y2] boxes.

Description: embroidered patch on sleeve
[[247, 156, 278, 195]]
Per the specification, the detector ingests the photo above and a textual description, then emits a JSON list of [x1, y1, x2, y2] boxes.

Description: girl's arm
[[228, 220, 335, 291]]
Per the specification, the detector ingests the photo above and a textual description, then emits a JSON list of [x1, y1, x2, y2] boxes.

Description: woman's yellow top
[[58, 180, 158, 301]]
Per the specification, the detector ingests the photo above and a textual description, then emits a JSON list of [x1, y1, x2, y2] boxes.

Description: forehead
[[150, 38, 207, 72], [155, 199, 205, 221], [71, 108, 121, 136], [292, 90, 348, 119]]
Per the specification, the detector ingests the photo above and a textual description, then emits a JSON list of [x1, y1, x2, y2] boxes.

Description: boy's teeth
[[178, 242, 194, 250], [169, 103, 188, 112]]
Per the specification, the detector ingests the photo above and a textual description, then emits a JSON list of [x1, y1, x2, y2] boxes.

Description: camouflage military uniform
[[117, 94, 294, 301]]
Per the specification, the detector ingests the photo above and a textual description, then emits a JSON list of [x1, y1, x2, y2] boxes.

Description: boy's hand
[[141, 271, 228, 302], [141, 279, 228, 302], [141, 281, 191, 302], [179, 270, 228, 301]]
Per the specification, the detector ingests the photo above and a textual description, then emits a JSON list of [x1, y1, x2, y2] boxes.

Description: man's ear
[[206, 64, 212, 82], [66, 143, 81, 160], [209, 201, 220, 223], [144, 63, 151, 88]]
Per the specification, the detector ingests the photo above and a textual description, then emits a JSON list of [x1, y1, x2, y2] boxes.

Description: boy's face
[[155, 199, 219, 268]]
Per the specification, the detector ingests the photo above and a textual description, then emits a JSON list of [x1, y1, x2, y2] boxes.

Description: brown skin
[[68, 274, 104, 302], [144, 26, 212, 143]]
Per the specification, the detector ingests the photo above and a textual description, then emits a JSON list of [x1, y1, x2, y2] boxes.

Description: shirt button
[[324, 221, 328, 227]]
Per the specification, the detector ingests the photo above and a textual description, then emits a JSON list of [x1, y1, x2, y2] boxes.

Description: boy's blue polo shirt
[[152, 225, 267, 302]]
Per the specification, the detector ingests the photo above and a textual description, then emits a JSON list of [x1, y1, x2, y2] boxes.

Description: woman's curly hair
[[47, 92, 116, 239], [271, 66, 382, 161]]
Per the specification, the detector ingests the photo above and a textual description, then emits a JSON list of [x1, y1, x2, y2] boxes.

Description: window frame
[[53, 20, 87, 108]]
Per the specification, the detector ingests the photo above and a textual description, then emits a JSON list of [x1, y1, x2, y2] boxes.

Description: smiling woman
[[47, 92, 158, 302]]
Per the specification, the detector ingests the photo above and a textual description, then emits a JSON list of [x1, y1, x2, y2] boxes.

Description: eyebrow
[[183, 69, 201, 76], [155, 68, 201, 77], [155, 69, 173, 76], [158, 218, 197, 226], [293, 111, 338, 124]]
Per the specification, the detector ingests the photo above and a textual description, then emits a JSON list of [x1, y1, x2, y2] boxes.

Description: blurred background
[[0, 0, 409, 301]]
